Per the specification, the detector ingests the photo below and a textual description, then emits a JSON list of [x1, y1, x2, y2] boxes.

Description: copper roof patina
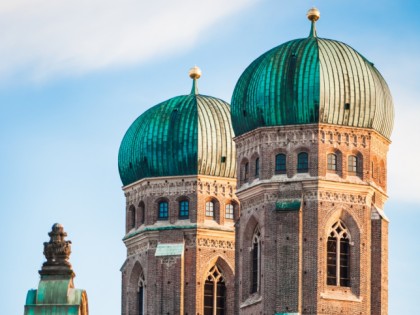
[[231, 10, 394, 139], [118, 68, 236, 186]]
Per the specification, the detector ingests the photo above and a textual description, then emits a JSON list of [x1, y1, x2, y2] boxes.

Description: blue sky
[[1, 1, 419, 314]]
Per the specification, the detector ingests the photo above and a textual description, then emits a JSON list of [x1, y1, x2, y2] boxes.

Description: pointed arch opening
[[129, 262, 146, 315], [327, 220, 351, 287], [251, 226, 261, 294], [204, 265, 226, 315]]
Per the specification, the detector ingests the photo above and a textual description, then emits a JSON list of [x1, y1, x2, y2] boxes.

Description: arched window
[[255, 158, 260, 178], [327, 153, 337, 171], [128, 205, 136, 229], [206, 201, 214, 218], [297, 152, 309, 173], [158, 201, 168, 219], [138, 202, 145, 225], [275, 153, 286, 174], [327, 221, 350, 287], [179, 200, 189, 219], [251, 227, 261, 293], [204, 265, 226, 315], [225, 204, 234, 219], [137, 270, 145, 315], [348, 155, 358, 173], [348, 155, 357, 173], [244, 162, 249, 181]]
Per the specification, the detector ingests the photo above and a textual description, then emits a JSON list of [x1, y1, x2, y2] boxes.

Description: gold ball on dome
[[189, 66, 202, 79], [307, 7, 320, 22]]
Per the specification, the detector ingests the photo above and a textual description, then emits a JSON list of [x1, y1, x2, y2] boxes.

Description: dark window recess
[[243, 110, 247, 117], [129, 206, 135, 229], [221, 156, 226, 163], [138, 286, 144, 315], [275, 154, 286, 174], [251, 240, 259, 293], [345, 103, 350, 110], [297, 152, 309, 173], [255, 158, 260, 177], [244, 162, 249, 181]]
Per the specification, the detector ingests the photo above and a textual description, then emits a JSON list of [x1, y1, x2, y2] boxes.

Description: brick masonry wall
[[121, 174, 238, 315], [234, 124, 390, 315]]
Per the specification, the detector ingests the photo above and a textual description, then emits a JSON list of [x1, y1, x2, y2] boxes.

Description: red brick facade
[[121, 175, 238, 315], [234, 124, 389, 315]]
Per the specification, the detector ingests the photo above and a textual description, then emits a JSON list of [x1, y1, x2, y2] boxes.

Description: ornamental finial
[[189, 65, 202, 79], [189, 66, 201, 95], [40, 223, 74, 277], [307, 7, 320, 37], [307, 7, 320, 22]]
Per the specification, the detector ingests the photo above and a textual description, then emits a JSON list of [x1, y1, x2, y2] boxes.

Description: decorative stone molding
[[127, 240, 158, 257], [302, 190, 368, 205], [123, 175, 237, 205], [197, 238, 235, 249]]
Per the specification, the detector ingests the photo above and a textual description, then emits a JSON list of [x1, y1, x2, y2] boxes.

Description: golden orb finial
[[189, 66, 202, 79], [307, 7, 320, 22]]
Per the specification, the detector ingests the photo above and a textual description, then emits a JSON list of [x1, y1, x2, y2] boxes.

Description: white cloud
[[0, 0, 256, 80]]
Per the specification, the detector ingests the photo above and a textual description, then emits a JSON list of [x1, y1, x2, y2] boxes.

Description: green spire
[[191, 78, 199, 95], [309, 20, 317, 37]]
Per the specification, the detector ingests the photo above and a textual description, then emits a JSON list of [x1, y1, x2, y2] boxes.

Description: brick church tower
[[118, 67, 239, 314], [231, 8, 394, 315]]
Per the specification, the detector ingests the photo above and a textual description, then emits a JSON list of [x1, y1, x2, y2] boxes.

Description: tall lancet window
[[251, 226, 261, 293], [327, 221, 351, 287], [204, 265, 226, 315], [137, 271, 145, 315]]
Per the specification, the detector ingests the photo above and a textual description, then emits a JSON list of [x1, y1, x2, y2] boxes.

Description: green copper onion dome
[[118, 67, 236, 186], [231, 8, 394, 139]]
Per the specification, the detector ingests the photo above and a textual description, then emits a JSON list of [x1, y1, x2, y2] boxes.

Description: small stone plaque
[[155, 243, 184, 256]]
